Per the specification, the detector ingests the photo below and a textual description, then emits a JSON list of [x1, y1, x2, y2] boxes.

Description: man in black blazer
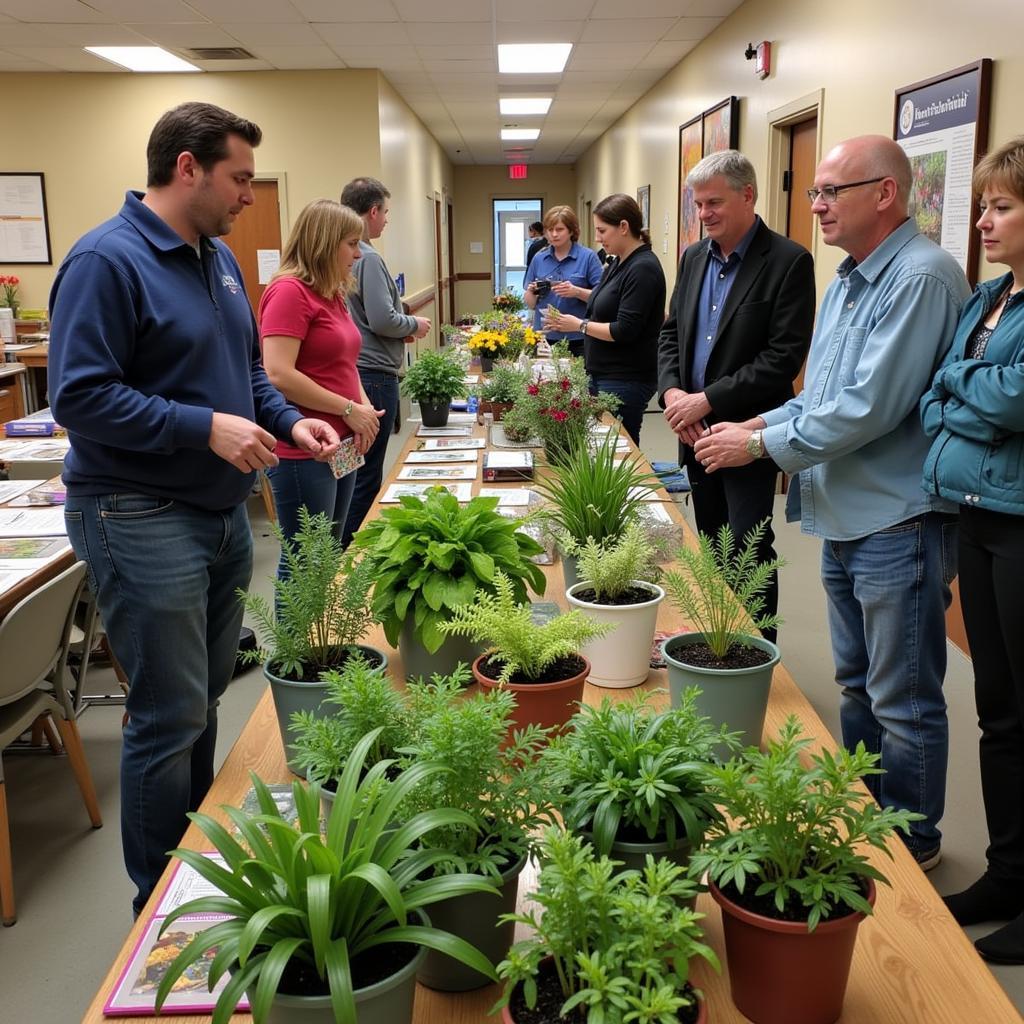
[[658, 150, 814, 636]]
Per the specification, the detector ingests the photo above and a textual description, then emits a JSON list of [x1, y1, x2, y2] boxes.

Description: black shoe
[[944, 874, 1024, 926], [976, 913, 1024, 965], [912, 845, 942, 872]]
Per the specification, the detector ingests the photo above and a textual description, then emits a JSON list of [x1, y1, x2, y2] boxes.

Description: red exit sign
[[508, 164, 528, 180]]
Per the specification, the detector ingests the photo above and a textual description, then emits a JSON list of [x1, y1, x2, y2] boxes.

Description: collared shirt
[[690, 216, 761, 392], [524, 241, 603, 340], [760, 218, 970, 540]]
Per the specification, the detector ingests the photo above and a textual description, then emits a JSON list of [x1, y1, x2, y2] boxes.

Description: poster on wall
[[677, 97, 740, 262], [893, 59, 992, 284], [0, 173, 52, 265], [636, 185, 651, 231]]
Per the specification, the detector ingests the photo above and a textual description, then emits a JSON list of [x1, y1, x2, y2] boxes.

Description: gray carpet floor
[[1, 409, 1018, 1023]]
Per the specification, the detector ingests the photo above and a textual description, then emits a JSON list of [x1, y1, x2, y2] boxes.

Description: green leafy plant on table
[[351, 488, 546, 654], [238, 507, 378, 679], [572, 520, 661, 602], [661, 521, 783, 662], [691, 716, 920, 930], [153, 728, 498, 1024], [474, 362, 529, 406], [494, 828, 718, 1024], [400, 346, 467, 405]]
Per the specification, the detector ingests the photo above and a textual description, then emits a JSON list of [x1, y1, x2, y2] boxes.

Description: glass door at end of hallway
[[493, 199, 542, 296]]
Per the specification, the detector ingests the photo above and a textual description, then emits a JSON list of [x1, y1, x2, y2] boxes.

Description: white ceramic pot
[[566, 580, 665, 688]]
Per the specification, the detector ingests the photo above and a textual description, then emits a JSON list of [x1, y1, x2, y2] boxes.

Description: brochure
[[415, 425, 473, 438], [380, 482, 473, 503], [404, 449, 478, 464], [417, 437, 486, 451], [397, 464, 477, 481]]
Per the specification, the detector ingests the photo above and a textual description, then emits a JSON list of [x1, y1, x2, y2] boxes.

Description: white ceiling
[[0, 0, 745, 164]]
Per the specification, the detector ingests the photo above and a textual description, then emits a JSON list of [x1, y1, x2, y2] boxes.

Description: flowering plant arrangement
[[492, 288, 526, 314], [0, 275, 20, 315], [464, 315, 541, 362]]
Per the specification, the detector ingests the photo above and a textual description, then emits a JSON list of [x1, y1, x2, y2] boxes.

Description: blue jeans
[[267, 457, 356, 579], [343, 371, 400, 547], [589, 377, 657, 446], [821, 512, 957, 852], [64, 494, 253, 914]]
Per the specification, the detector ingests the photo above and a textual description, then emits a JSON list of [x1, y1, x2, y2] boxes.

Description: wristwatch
[[745, 429, 765, 459], [579, 319, 589, 337], [342, 399, 354, 417]]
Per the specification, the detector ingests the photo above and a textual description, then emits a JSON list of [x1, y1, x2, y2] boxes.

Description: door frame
[[252, 170, 291, 244]]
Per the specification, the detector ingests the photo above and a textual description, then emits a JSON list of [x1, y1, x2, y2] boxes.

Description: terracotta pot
[[472, 653, 589, 738], [710, 876, 875, 1024], [488, 401, 513, 422]]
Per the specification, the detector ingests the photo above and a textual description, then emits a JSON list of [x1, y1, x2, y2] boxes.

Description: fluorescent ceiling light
[[500, 97, 552, 115], [501, 128, 540, 141], [498, 44, 572, 74], [85, 46, 200, 72]]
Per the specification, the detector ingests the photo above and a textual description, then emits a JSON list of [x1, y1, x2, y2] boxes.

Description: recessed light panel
[[498, 44, 572, 74], [85, 46, 200, 73], [501, 128, 541, 141], [499, 98, 552, 115]]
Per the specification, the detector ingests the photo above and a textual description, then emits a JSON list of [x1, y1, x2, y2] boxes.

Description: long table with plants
[[81, 401, 1020, 1024]]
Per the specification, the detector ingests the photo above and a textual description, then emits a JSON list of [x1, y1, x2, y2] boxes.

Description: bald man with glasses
[[694, 134, 971, 871]]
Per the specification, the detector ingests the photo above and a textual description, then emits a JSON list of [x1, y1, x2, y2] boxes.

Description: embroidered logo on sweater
[[221, 274, 241, 295]]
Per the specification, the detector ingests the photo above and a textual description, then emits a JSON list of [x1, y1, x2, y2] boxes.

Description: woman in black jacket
[[544, 193, 666, 444]]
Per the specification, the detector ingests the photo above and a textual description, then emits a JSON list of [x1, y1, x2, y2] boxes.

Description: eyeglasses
[[806, 177, 885, 204]]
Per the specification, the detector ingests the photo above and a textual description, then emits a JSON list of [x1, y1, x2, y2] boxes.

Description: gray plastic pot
[[398, 617, 480, 682]]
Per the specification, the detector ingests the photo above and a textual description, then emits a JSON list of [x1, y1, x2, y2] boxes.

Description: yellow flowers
[[467, 330, 506, 353]]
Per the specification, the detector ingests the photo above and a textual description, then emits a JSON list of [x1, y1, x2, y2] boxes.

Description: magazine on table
[[404, 449, 478, 464], [380, 482, 473, 503], [397, 464, 477, 482], [417, 437, 486, 451], [415, 425, 473, 437]]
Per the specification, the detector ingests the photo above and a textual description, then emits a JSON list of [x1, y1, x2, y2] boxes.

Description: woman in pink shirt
[[260, 199, 384, 577]]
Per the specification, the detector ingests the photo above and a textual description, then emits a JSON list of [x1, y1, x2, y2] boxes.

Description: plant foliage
[[573, 521, 661, 602], [400, 346, 467, 404], [153, 729, 498, 1024], [238, 508, 377, 679], [661, 521, 783, 660], [439, 570, 609, 684], [690, 717, 922, 930], [543, 690, 731, 854], [475, 362, 529, 405], [494, 828, 718, 1023], [351, 488, 545, 654]]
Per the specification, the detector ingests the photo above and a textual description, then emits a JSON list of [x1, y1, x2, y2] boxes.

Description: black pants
[[959, 504, 1024, 884], [681, 448, 780, 643]]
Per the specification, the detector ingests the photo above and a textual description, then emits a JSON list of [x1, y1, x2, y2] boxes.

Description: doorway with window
[[493, 198, 542, 295]]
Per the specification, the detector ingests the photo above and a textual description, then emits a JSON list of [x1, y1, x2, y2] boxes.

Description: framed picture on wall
[[0, 172, 52, 264], [636, 185, 651, 231], [677, 97, 740, 262], [893, 59, 992, 285]]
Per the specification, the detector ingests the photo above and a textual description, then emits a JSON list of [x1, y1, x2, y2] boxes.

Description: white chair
[[0, 561, 103, 925]]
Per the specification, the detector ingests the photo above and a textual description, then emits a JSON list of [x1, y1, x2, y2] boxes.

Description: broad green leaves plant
[[400, 346, 467, 404], [690, 717, 922, 930], [661, 521, 783, 660], [439, 570, 609, 684], [494, 829, 718, 1024], [543, 689, 731, 854], [153, 728, 498, 1024], [238, 508, 377, 679], [351, 488, 545, 653], [573, 521, 661, 602]]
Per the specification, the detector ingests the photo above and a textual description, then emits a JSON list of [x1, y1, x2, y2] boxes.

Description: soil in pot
[[477, 653, 586, 686], [668, 640, 772, 670], [570, 585, 653, 606], [275, 941, 417, 998], [268, 643, 386, 683]]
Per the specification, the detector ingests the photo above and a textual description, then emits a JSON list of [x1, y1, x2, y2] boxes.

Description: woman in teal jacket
[[921, 135, 1024, 964]]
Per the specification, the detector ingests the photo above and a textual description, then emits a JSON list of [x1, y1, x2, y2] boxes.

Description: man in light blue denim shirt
[[695, 136, 971, 869]]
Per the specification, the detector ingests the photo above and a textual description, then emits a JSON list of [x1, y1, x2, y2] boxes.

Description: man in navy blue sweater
[[50, 102, 340, 914]]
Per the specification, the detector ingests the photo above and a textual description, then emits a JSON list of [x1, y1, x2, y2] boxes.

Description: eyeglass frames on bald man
[[806, 177, 886, 204]]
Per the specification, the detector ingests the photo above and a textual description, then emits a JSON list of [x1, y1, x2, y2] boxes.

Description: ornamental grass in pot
[[237, 509, 386, 772], [691, 717, 920, 1024], [400, 346, 467, 426], [565, 522, 665, 688], [438, 571, 610, 737], [153, 728, 498, 1024], [494, 828, 718, 1024], [542, 689, 733, 873], [661, 521, 783, 750], [351, 488, 545, 680]]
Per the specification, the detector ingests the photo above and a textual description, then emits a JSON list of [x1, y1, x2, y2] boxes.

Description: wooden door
[[221, 179, 282, 314], [786, 117, 817, 395]]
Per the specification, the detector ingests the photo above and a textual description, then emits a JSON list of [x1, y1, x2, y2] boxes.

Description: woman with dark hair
[[524, 204, 603, 357], [545, 193, 666, 444], [921, 135, 1024, 963]]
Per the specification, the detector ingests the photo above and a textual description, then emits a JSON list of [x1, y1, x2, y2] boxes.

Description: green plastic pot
[[398, 617, 480, 682]]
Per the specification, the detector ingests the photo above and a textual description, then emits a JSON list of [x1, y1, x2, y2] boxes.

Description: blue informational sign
[[896, 68, 980, 141]]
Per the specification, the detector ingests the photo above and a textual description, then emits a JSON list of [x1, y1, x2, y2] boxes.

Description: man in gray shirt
[[340, 177, 430, 545]]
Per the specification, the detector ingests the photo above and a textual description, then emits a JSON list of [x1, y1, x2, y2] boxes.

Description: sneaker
[[912, 845, 942, 872]]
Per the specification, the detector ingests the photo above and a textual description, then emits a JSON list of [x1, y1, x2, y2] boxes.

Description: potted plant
[[565, 522, 665, 688], [401, 346, 466, 426], [474, 362, 528, 421], [237, 509, 386, 772], [438, 571, 609, 736], [494, 828, 718, 1024], [351, 488, 546, 680], [492, 288, 527, 315], [153, 728, 499, 1024], [398, 673, 553, 992], [466, 315, 541, 370], [534, 432, 653, 590], [691, 717, 919, 1024], [660, 521, 784, 749], [543, 689, 731, 873]]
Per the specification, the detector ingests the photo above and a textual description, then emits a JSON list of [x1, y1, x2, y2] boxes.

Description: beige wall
[[576, 0, 1023, 297], [452, 164, 578, 314], [0, 69, 451, 314]]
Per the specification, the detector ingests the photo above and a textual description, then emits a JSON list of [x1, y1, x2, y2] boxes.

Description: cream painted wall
[[452, 164, 578, 313], [0, 69, 442, 311], [575, 0, 1024, 297]]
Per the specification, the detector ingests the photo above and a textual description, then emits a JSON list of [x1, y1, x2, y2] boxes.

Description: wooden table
[[14, 342, 48, 412], [81, 414, 1022, 1024]]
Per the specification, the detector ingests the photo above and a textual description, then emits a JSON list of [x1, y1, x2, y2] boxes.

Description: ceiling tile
[[591, 0, 692, 16], [250, 45, 344, 68], [664, 16, 725, 40], [494, 20, 585, 44], [402, 21, 491, 45], [421, 59, 493, 74], [291, 0, 399, 19], [85, 0, 208, 20], [498, 0, 594, 19], [0, 23, 65, 44], [684, 0, 744, 15], [220, 22, 322, 46], [392, 0, 489, 22], [0, 49, 59, 69], [27, 22, 151, 45], [329, 45, 419, 65], [194, 58, 275, 70], [0, 0, 111, 21], [639, 39, 697, 66], [312, 22, 411, 45], [184, 0, 304, 23], [6, 46, 124, 69], [415, 44, 491, 61], [580, 18, 676, 43], [129, 23, 242, 48]]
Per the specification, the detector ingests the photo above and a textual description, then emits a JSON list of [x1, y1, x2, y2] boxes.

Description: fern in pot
[[660, 521, 784, 749], [401, 347, 467, 427], [565, 522, 665, 688]]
